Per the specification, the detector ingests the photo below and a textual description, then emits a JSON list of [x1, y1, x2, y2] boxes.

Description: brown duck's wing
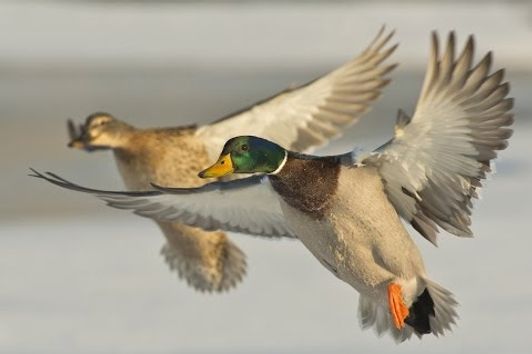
[[362, 32, 513, 245], [157, 222, 247, 293], [196, 26, 397, 160], [30, 169, 295, 238]]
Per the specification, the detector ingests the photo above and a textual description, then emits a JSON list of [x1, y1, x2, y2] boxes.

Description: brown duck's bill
[[68, 139, 86, 149], [67, 119, 85, 147], [198, 154, 234, 178], [66, 118, 101, 151], [67, 119, 78, 141]]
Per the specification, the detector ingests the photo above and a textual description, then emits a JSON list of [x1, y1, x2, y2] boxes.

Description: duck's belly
[[281, 166, 425, 295]]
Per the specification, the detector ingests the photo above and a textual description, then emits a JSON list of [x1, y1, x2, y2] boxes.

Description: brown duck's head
[[67, 112, 133, 152]]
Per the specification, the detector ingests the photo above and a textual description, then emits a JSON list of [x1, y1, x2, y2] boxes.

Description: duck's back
[[113, 126, 210, 191]]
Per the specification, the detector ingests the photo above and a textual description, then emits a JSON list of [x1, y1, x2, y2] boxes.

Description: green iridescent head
[[199, 136, 287, 178]]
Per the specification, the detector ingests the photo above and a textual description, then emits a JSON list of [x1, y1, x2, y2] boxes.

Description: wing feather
[[362, 32, 513, 245], [30, 169, 294, 238], [196, 26, 397, 159]]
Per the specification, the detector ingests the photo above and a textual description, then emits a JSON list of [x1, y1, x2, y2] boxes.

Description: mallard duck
[[32, 31, 513, 340], [61, 28, 397, 293]]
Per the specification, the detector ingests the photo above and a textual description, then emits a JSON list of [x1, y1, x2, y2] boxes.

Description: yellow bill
[[198, 154, 234, 178]]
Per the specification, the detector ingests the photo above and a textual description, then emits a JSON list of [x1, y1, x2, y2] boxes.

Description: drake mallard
[[33, 32, 513, 340], [61, 28, 397, 293]]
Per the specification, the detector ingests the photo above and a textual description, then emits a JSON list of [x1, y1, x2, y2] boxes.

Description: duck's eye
[[241, 144, 248, 151], [220, 160, 225, 165]]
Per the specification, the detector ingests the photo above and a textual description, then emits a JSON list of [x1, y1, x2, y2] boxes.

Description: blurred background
[[1, 0, 531, 353]]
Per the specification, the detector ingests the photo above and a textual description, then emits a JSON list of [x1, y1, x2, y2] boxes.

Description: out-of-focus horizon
[[1, 0, 531, 353]]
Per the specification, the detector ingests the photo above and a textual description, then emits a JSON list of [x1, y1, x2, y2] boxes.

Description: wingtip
[[383, 62, 400, 76], [447, 31, 456, 53], [381, 25, 396, 43], [388, 42, 400, 54], [465, 34, 475, 51], [478, 50, 493, 71], [429, 31, 440, 60], [430, 30, 440, 46], [28, 167, 41, 178], [377, 24, 386, 38], [368, 25, 397, 53], [496, 68, 506, 81], [448, 30, 456, 43]]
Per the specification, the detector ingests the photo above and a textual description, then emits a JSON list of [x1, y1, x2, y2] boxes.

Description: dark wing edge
[[29, 168, 160, 197], [29, 169, 295, 239]]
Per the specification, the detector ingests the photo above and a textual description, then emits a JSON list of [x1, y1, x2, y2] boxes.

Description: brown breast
[[269, 154, 341, 219]]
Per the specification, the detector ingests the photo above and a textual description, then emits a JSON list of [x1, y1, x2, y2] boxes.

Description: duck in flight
[[63, 28, 396, 293], [32, 31, 513, 341]]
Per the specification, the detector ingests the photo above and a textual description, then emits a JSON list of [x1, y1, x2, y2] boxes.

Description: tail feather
[[424, 278, 459, 336], [359, 295, 415, 342], [405, 288, 435, 334], [358, 278, 458, 342]]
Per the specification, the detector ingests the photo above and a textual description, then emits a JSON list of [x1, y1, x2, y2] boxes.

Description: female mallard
[[32, 32, 513, 340], [62, 28, 397, 293]]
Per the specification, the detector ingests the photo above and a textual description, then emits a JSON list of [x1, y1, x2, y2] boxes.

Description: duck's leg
[[342, 247, 411, 330], [388, 283, 409, 329]]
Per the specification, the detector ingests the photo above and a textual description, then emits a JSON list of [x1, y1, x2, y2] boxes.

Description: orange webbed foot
[[387, 283, 409, 330]]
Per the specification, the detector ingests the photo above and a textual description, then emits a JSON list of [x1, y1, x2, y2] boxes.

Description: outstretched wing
[[30, 169, 295, 238], [196, 26, 397, 160], [362, 32, 513, 245]]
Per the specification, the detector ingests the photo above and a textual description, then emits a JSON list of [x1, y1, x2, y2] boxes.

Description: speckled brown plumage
[[88, 121, 247, 293], [113, 126, 211, 190]]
